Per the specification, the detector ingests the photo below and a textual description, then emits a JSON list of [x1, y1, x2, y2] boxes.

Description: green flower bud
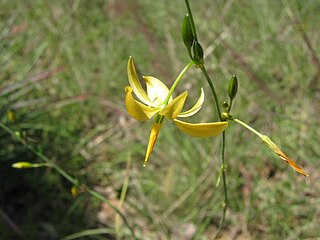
[[193, 41, 204, 65], [222, 101, 229, 109], [182, 14, 194, 51], [228, 75, 238, 101]]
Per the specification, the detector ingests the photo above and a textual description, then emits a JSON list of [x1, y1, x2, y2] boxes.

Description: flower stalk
[[164, 61, 194, 105], [200, 65, 228, 237]]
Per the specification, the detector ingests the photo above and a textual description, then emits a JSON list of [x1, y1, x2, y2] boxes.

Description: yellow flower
[[125, 57, 228, 166]]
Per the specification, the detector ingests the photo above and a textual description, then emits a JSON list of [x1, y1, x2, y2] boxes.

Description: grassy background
[[1, 0, 319, 239]]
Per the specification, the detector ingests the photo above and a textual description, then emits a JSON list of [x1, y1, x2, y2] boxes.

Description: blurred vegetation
[[0, 0, 319, 239]]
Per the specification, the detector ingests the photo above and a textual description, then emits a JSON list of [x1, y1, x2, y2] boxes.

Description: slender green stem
[[115, 152, 132, 237], [163, 61, 194, 105], [200, 65, 228, 237], [61, 228, 114, 240], [86, 189, 137, 240], [232, 118, 263, 138], [200, 66, 222, 120], [31, 163, 50, 167], [214, 131, 228, 238], [227, 99, 234, 113], [156, 62, 194, 125], [185, 0, 198, 41], [0, 123, 138, 240]]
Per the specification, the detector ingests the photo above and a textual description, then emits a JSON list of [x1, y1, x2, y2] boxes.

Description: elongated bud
[[193, 41, 204, 66], [12, 162, 49, 169], [228, 75, 238, 101], [182, 14, 194, 51], [12, 162, 34, 168]]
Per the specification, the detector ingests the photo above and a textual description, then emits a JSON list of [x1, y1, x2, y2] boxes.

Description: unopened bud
[[193, 41, 204, 66], [182, 14, 194, 51], [12, 162, 49, 169], [222, 101, 229, 109], [12, 162, 33, 168], [228, 75, 238, 101]]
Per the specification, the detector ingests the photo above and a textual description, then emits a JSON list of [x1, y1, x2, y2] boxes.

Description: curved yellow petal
[[125, 86, 160, 121], [127, 57, 155, 106], [159, 91, 188, 120], [178, 88, 204, 118], [144, 121, 164, 167], [174, 119, 228, 137], [143, 76, 172, 105]]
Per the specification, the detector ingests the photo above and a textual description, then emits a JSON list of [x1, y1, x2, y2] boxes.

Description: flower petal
[[125, 86, 160, 121], [143, 76, 172, 105], [178, 88, 204, 118], [278, 154, 309, 177], [159, 91, 188, 120], [260, 135, 308, 177], [127, 57, 155, 106], [174, 119, 228, 137], [144, 121, 164, 166]]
